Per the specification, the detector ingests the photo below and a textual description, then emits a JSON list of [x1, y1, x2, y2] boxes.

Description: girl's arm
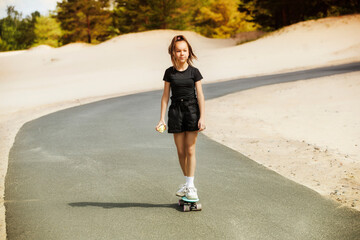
[[195, 81, 205, 129], [159, 81, 170, 123]]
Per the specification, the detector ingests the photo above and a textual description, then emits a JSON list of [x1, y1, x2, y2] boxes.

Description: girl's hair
[[168, 35, 198, 70]]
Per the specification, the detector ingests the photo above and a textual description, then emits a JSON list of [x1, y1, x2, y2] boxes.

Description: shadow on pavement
[[68, 202, 180, 210]]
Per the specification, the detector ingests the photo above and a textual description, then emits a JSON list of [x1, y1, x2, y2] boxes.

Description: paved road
[[5, 62, 360, 239]]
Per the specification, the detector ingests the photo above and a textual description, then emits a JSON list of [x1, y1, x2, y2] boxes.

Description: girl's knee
[[185, 145, 195, 157], [177, 149, 186, 158]]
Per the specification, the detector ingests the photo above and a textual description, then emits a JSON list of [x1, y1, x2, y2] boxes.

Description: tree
[[170, 0, 205, 31], [56, 0, 113, 44], [238, 0, 360, 31], [113, 0, 181, 33], [194, 0, 258, 38], [113, 0, 257, 38], [17, 11, 41, 48], [0, 6, 39, 51], [33, 15, 62, 47], [0, 6, 22, 50], [113, 0, 148, 33]]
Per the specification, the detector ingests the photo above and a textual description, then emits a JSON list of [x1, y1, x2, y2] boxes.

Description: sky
[[0, 0, 59, 18]]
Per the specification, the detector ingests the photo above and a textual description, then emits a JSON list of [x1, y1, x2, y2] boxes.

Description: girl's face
[[174, 41, 189, 64]]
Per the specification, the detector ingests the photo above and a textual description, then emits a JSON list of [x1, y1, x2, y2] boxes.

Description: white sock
[[186, 176, 195, 188]]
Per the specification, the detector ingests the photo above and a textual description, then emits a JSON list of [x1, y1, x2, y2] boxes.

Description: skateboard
[[178, 196, 202, 212]]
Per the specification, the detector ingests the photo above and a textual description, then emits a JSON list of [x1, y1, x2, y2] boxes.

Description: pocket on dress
[[188, 103, 200, 122], [189, 102, 199, 113], [168, 105, 177, 128]]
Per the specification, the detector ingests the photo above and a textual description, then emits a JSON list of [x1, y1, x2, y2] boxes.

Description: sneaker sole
[[186, 195, 198, 200], [176, 192, 186, 197]]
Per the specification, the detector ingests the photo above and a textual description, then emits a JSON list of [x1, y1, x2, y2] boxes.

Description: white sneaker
[[185, 186, 198, 200], [176, 184, 187, 197]]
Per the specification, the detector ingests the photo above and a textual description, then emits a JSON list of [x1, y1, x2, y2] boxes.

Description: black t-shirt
[[163, 65, 203, 100]]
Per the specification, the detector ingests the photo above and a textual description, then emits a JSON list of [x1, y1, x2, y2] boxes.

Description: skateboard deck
[[178, 196, 202, 212]]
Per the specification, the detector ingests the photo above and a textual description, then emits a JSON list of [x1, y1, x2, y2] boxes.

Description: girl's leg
[[173, 132, 187, 176], [184, 131, 198, 177]]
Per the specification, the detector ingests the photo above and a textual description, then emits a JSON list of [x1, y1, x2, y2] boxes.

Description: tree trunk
[[282, 6, 287, 26], [86, 14, 91, 43], [161, 0, 167, 29]]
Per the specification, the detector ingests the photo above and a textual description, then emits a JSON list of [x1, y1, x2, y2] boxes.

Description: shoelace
[[187, 187, 197, 194], [178, 184, 187, 192]]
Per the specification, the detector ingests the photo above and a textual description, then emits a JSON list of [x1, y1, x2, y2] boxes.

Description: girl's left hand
[[198, 118, 206, 132]]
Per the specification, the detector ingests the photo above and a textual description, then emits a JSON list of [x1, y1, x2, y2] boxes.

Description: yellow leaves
[[196, 6, 223, 23], [194, 0, 259, 38]]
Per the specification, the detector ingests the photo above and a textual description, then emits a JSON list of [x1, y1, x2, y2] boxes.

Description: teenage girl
[[155, 35, 206, 200]]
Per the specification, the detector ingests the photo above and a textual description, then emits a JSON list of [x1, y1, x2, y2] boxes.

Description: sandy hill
[[0, 14, 359, 117]]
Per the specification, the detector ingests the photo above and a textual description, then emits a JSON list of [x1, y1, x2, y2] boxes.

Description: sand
[[202, 71, 360, 210], [1, 13, 360, 239]]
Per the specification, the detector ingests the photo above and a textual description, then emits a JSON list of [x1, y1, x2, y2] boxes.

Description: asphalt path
[[5, 62, 360, 239]]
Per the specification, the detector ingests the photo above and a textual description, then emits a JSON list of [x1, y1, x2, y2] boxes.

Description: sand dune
[[204, 71, 360, 210], [0, 30, 237, 115], [0, 13, 360, 240], [1, 15, 359, 116]]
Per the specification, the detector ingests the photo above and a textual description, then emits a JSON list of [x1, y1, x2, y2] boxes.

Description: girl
[[155, 35, 206, 200]]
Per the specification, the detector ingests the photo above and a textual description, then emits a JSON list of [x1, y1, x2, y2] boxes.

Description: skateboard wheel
[[196, 203, 202, 211], [183, 205, 190, 212], [178, 199, 184, 206]]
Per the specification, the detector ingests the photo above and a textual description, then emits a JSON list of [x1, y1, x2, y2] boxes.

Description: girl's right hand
[[155, 120, 167, 132]]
